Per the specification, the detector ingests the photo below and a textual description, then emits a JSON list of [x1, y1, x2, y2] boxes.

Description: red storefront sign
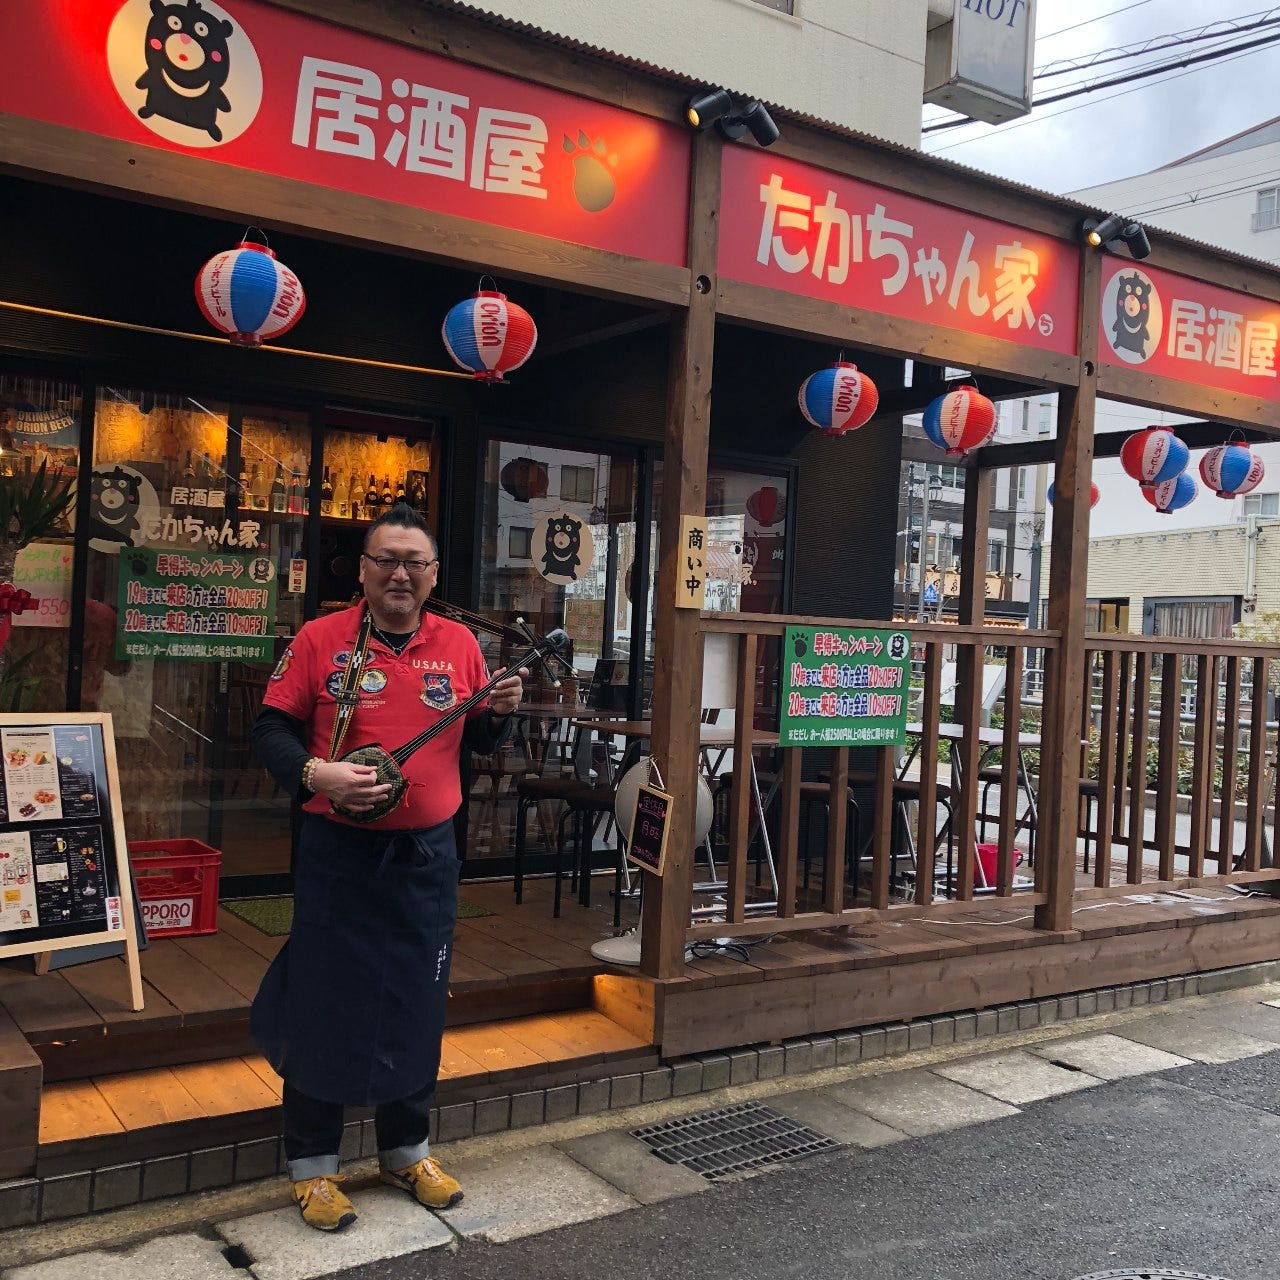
[[0, 0, 689, 267], [718, 147, 1079, 356], [1098, 258, 1280, 401]]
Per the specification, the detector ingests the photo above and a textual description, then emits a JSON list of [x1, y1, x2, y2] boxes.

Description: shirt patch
[[332, 649, 360, 668], [421, 672, 457, 709], [325, 670, 347, 698], [271, 648, 294, 681], [360, 668, 389, 694]]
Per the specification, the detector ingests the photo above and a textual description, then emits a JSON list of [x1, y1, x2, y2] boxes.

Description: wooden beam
[[1036, 246, 1103, 930], [537, 311, 670, 360], [641, 128, 719, 979], [1099, 363, 1280, 433]]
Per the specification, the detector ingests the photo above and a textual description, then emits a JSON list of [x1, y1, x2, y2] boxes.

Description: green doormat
[[223, 895, 490, 937]]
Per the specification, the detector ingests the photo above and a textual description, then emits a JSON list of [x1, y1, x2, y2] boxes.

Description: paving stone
[[1183, 974, 1201, 996], [728, 1050, 758, 1086], [1149, 979, 1168, 1003], [140, 1154, 190, 1202], [189, 1145, 235, 1192], [933, 1050, 1103, 1105], [930, 1016, 956, 1046], [757, 1044, 785, 1079], [91, 1162, 141, 1213], [1119, 1012, 1278, 1064], [7, 1231, 232, 1280], [510, 1091, 546, 1130], [0, 1178, 39, 1230], [1130, 983, 1151, 1006], [1030, 1032, 1191, 1079], [1197, 999, 1280, 1045], [835, 1032, 863, 1064], [474, 1095, 511, 1135], [1076, 992, 1098, 1016], [953, 1012, 977, 1042], [1113, 986, 1133, 1010], [545, 1084, 578, 1122], [558, 1129, 707, 1204], [236, 1138, 281, 1183], [769, 1088, 908, 1148], [860, 1028, 887, 1059], [1037, 1000, 1059, 1025], [641, 1069, 673, 1103], [338, 1123, 361, 1163], [882, 1023, 910, 1055], [975, 1010, 998, 1037], [1094, 988, 1116, 1014], [438, 1102, 475, 1142], [906, 1022, 931, 1051], [699, 1054, 731, 1090], [578, 1079, 611, 1115], [610, 1073, 642, 1110], [995, 1006, 1018, 1033], [39, 1171, 90, 1221], [220, 1186, 453, 1280], [810, 1035, 837, 1069], [438, 1145, 636, 1243], [1165, 977, 1185, 1001], [783, 1040, 813, 1075], [1057, 993, 1079, 1020], [824, 1069, 1018, 1137], [1199, 967, 1256, 994], [1016, 1002, 1039, 1030], [670, 1060, 703, 1097]]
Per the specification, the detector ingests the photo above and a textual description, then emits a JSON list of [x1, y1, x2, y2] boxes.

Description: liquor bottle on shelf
[[270, 463, 287, 514], [238, 460, 251, 510], [303, 467, 312, 516], [381, 475, 393, 508], [365, 473, 378, 515], [248, 462, 265, 511], [321, 466, 334, 516], [207, 453, 227, 510], [395, 476, 406, 505], [347, 470, 361, 520], [287, 466, 304, 515]]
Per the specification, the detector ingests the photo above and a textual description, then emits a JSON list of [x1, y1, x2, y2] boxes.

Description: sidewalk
[[4, 966, 1280, 1280]]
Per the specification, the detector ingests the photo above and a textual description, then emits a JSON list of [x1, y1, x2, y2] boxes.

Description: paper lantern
[[1142, 471, 1197, 515], [195, 241, 305, 346], [921, 385, 998, 456], [1199, 442, 1265, 498], [745, 485, 786, 527], [798, 361, 879, 436], [1119, 427, 1189, 487], [1047, 479, 1100, 509], [499, 456, 549, 502], [442, 290, 538, 381]]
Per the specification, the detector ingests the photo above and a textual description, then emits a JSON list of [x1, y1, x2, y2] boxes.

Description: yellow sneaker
[[381, 1155, 463, 1208], [292, 1173, 358, 1232]]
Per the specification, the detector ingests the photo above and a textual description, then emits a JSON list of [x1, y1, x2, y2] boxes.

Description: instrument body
[[333, 744, 409, 822]]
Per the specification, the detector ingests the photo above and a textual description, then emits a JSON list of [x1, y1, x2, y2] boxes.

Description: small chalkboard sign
[[626, 783, 673, 877]]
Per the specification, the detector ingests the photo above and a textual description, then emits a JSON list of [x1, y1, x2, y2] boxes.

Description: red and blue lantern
[[921, 385, 998, 456], [1119, 427, 1189, 487], [798, 361, 879, 436], [442, 290, 538, 381], [1047, 479, 1100, 509], [195, 241, 305, 347], [1199, 441, 1265, 498], [1142, 471, 1197, 515]]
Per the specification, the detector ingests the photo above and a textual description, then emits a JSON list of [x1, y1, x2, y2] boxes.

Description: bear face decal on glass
[[108, 0, 263, 148], [531, 511, 595, 588], [88, 464, 160, 554]]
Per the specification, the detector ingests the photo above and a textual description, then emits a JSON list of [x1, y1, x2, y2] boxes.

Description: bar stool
[[798, 780, 863, 896], [1079, 777, 1100, 874], [844, 771, 954, 895]]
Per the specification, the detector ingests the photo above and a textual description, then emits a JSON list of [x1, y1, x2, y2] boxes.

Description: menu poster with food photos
[[0, 715, 144, 1011]]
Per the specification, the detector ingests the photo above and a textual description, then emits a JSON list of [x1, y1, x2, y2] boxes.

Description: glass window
[[1244, 492, 1279, 517], [559, 464, 594, 504], [509, 526, 532, 559], [1255, 188, 1279, 231], [988, 539, 1005, 573]]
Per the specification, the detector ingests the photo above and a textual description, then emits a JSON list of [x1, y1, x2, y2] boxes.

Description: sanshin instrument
[[326, 598, 573, 823]]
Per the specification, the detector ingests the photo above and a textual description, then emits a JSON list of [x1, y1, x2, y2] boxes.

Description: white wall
[[470, 0, 932, 146]]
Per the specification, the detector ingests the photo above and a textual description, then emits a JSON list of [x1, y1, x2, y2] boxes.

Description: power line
[[1036, 0, 1155, 42]]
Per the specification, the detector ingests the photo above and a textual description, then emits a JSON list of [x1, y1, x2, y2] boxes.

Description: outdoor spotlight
[[686, 88, 733, 130], [1081, 213, 1151, 260], [720, 99, 780, 147]]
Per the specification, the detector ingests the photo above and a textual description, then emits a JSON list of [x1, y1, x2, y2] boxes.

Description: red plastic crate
[[129, 839, 221, 939]]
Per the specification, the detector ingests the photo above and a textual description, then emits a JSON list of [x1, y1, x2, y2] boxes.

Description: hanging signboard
[[116, 547, 277, 662], [626, 783, 673, 877], [779, 625, 912, 747], [924, 0, 1037, 125], [0, 713, 144, 1010], [0, 0, 690, 268], [676, 515, 709, 610]]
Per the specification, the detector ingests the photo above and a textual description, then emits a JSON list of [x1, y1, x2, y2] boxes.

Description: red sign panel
[[0, 0, 689, 267], [1098, 258, 1280, 401], [718, 147, 1079, 356]]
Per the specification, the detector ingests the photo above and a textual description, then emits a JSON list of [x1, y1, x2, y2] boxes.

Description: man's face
[[360, 524, 438, 626]]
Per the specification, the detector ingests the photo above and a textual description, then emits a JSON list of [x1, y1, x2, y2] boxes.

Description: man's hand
[[310, 760, 391, 814], [488, 666, 528, 718]]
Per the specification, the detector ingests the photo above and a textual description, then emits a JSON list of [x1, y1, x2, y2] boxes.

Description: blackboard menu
[[626, 783, 673, 877]]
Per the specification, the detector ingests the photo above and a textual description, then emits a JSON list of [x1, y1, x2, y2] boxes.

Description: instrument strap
[[327, 606, 375, 763]]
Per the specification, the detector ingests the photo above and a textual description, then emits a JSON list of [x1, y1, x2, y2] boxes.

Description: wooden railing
[[685, 620, 1280, 945]]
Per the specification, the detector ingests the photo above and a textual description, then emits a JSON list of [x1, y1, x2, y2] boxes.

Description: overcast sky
[[921, 0, 1280, 196]]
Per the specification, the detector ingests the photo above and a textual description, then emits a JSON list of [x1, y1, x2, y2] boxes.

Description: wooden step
[[0, 1003, 42, 1178]]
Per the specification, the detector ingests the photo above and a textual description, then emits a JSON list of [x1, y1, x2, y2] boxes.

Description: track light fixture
[[1081, 213, 1152, 261], [685, 88, 780, 147]]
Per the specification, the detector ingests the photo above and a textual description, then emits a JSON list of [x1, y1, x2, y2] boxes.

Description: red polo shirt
[[263, 603, 492, 831]]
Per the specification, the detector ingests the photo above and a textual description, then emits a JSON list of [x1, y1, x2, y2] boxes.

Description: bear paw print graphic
[[563, 131, 615, 212], [793, 633, 808, 658], [128, 553, 149, 576]]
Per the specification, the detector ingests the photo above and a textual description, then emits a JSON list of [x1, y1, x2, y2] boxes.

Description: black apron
[[251, 812, 458, 1107]]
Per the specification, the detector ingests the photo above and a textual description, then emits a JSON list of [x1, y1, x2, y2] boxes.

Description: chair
[[798, 780, 863, 896], [844, 770, 955, 896], [1079, 777, 1100, 874]]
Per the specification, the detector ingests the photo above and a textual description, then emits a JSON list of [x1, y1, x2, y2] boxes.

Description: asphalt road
[[333, 1051, 1280, 1280]]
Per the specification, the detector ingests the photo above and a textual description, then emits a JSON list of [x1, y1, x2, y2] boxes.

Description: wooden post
[[1036, 247, 1102, 931], [641, 130, 719, 979]]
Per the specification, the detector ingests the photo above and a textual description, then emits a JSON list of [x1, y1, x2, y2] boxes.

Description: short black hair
[[363, 502, 437, 557]]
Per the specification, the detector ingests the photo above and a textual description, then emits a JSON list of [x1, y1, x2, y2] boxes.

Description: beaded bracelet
[[301, 757, 322, 793]]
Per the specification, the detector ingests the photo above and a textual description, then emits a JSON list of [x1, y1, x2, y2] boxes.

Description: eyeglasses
[[362, 553, 438, 576]]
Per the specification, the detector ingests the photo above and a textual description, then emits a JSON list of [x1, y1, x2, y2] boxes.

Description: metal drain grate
[[632, 1100, 839, 1179], [1072, 1271, 1234, 1279]]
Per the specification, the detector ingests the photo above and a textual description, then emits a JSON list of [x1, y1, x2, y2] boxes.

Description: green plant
[[0, 461, 75, 553]]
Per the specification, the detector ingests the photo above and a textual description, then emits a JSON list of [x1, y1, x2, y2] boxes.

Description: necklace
[[370, 620, 416, 656]]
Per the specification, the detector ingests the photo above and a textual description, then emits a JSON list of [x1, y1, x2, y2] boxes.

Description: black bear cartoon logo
[[136, 0, 234, 142], [541, 515, 583, 582], [90, 467, 143, 547], [1111, 272, 1153, 360]]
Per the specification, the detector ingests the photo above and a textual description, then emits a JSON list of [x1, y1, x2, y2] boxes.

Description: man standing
[[250, 502, 525, 1232]]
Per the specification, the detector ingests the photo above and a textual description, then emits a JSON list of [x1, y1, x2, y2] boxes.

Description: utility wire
[[1036, 0, 1155, 42]]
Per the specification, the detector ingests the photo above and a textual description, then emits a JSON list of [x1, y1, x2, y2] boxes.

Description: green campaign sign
[[116, 548, 278, 663], [779, 625, 912, 747]]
